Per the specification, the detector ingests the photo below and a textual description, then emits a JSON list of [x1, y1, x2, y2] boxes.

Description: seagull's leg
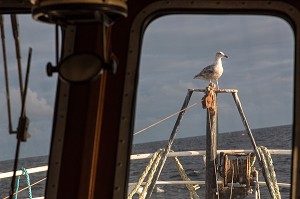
[[216, 80, 219, 89]]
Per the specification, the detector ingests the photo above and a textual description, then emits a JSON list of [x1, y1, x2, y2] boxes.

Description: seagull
[[193, 51, 228, 89]]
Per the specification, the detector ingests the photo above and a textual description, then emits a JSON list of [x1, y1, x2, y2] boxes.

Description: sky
[[0, 14, 295, 160], [133, 15, 294, 144]]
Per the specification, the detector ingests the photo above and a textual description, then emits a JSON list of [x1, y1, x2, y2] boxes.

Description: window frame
[[115, 1, 300, 198]]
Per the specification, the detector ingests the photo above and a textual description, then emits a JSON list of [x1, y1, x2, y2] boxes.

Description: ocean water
[[0, 125, 292, 198]]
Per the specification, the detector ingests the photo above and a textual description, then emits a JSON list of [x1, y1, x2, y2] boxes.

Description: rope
[[13, 167, 32, 199], [257, 146, 281, 199], [134, 101, 201, 136], [3, 177, 46, 199], [127, 149, 164, 199], [129, 150, 201, 199], [139, 149, 165, 199], [172, 156, 200, 199]]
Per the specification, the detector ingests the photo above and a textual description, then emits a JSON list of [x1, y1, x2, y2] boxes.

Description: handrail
[[129, 149, 292, 192], [130, 149, 292, 160], [0, 149, 291, 179], [0, 166, 48, 179], [0, 149, 291, 198], [128, 180, 291, 188]]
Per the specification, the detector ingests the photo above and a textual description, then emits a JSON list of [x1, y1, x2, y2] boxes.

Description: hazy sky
[[0, 14, 295, 160], [133, 15, 294, 144]]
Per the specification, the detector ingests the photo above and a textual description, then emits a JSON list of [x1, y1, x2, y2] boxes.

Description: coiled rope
[[127, 149, 164, 199], [128, 149, 201, 199], [13, 167, 32, 199], [257, 146, 281, 199]]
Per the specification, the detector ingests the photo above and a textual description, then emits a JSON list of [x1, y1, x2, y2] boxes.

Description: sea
[[0, 125, 292, 198]]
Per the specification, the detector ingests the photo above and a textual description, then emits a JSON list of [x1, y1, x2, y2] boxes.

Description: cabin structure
[[0, 0, 300, 199]]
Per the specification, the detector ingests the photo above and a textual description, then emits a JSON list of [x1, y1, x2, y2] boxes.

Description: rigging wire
[[134, 101, 201, 136]]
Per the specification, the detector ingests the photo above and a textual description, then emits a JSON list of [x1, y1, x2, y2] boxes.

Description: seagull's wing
[[194, 64, 214, 79]]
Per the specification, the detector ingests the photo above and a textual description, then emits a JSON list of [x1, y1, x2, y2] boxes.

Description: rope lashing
[[257, 146, 281, 199], [127, 149, 164, 199], [14, 167, 32, 199], [172, 156, 200, 199]]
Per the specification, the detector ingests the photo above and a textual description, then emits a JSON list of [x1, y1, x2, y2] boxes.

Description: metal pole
[[231, 92, 260, 159], [231, 92, 275, 198], [0, 15, 13, 134], [11, 14, 24, 98], [205, 91, 218, 199]]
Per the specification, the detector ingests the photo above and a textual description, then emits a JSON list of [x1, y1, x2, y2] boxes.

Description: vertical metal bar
[[255, 170, 260, 199], [11, 14, 24, 98], [19, 48, 32, 118], [0, 15, 14, 134], [206, 92, 218, 199], [145, 90, 193, 199], [45, 26, 75, 198]]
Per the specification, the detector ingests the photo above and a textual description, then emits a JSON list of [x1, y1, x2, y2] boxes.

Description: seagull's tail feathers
[[193, 73, 203, 79]]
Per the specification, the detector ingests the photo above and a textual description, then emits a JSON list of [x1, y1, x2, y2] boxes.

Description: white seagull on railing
[[193, 51, 228, 89]]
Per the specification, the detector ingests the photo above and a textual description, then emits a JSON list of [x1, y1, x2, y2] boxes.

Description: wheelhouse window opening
[[129, 15, 294, 198], [0, 15, 56, 198]]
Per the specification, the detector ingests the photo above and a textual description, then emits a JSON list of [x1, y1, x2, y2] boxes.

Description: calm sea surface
[[0, 125, 292, 198]]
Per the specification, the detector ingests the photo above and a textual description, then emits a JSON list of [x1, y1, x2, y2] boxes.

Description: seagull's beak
[[224, 55, 228, 58]]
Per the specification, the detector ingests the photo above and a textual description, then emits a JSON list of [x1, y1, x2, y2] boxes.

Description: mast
[[204, 85, 218, 199]]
